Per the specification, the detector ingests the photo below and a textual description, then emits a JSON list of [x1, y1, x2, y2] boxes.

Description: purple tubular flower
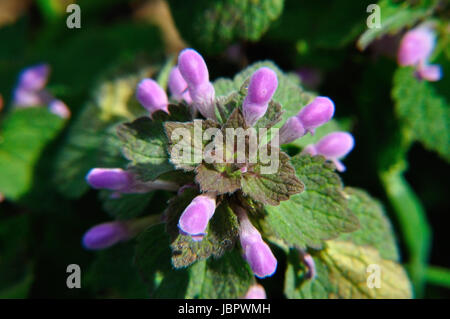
[[178, 49, 216, 119], [17, 64, 50, 91], [237, 207, 277, 278], [398, 26, 435, 67], [49, 99, 71, 119], [303, 131, 354, 172], [297, 96, 335, 134], [13, 88, 42, 107], [244, 240, 278, 278], [243, 67, 278, 126], [86, 168, 133, 191], [136, 79, 169, 115], [417, 63, 442, 82], [82, 221, 131, 250], [169, 67, 192, 104], [178, 194, 216, 237], [303, 253, 316, 280], [244, 284, 267, 299], [178, 49, 210, 86], [278, 116, 306, 145]]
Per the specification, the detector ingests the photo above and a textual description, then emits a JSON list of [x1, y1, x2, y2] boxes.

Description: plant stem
[[426, 266, 450, 289], [380, 166, 431, 297]]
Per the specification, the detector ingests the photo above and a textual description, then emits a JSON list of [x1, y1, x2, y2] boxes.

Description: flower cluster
[[83, 48, 355, 281], [13, 64, 71, 118], [397, 25, 442, 82]]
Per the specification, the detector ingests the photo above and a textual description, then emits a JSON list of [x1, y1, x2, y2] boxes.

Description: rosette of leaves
[[98, 61, 412, 298]]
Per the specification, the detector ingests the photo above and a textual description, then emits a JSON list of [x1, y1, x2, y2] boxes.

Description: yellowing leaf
[[323, 241, 412, 299]]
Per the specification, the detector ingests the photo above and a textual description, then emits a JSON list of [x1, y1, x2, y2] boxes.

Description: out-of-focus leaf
[[52, 69, 153, 198], [0, 108, 65, 200], [169, 0, 284, 53], [269, 0, 373, 49], [392, 67, 450, 162], [357, 0, 439, 50]]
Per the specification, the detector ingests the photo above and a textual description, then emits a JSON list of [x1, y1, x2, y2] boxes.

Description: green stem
[[380, 166, 431, 297], [426, 266, 450, 289]]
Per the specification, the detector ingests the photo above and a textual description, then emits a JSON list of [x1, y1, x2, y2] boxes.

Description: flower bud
[[17, 64, 50, 91], [244, 240, 277, 278], [304, 132, 354, 172], [169, 67, 192, 103], [49, 99, 71, 119], [315, 132, 354, 159], [178, 49, 209, 87], [178, 194, 216, 236], [243, 67, 278, 126], [236, 206, 277, 278], [244, 284, 267, 299], [178, 49, 216, 119], [303, 253, 316, 280], [136, 79, 169, 115], [278, 116, 306, 144], [13, 88, 42, 107], [189, 81, 216, 119], [417, 63, 442, 82], [82, 221, 130, 250], [297, 96, 334, 134], [86, 168, 133, 191], [398, 26, 435, 67]]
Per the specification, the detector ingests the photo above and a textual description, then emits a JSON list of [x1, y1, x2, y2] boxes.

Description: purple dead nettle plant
[[13, 64, 71, 118], [398, 24, 442, 82], [83, 48, 355, 281]]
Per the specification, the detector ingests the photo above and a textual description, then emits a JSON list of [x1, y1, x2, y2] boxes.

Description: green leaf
[[199, 248, 254, 298], [340, 187, 399, 261], [392, 67, 450, 161], [136, 223, 253, 298], [0, 108, 65, 200], [165, 189, 240, 268], [285, 240, 412, 299], [165, 119, 219, 172], [118, 116, 174, 181], [357, 0, 439, 50], [241, 148, 304, 205], [170, 0, 284, 53], [265, 154, 359, 249], [135, 223, 188, 298], [84, 242, 149, 298], [195, 163, 241, 194]]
